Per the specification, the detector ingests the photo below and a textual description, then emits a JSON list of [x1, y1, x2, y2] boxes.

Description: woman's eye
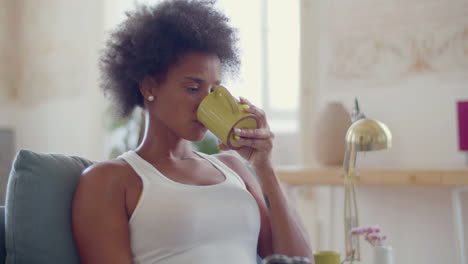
[[187, 87, 199, 93]]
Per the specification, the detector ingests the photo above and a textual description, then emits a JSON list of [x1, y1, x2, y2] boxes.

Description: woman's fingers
[[233, 137, 273, 151], [239, 97, 268, 127], [241, 98, 265, 117], [239, 96, 249, 105], [236, 97, 273, 156], [234, 128, 274, 139]]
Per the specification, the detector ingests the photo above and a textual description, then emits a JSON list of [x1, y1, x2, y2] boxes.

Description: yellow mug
[[313, 251, 340, 264], [197, 85, 258, 150]]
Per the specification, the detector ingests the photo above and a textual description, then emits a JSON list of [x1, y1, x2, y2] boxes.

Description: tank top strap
[[193, 151, 247, 190], [118, 151, 155, 185]]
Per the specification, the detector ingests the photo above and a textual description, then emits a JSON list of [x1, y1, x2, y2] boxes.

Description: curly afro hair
[[99, 0, 240, 119]]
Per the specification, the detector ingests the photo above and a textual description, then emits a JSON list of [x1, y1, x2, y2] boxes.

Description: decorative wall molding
[[323, 0, 468, 84], [327, 26, 468, 81]]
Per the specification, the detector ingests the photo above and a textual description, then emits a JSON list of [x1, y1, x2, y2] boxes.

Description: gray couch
[[0, 206, 6, 263], [0, 150, 263, 264], [2, 150, 94, 264]]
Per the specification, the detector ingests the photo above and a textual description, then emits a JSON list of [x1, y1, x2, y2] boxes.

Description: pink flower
[[350, 225, 387, 247]]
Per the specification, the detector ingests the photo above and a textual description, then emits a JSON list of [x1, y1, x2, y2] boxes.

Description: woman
[[72, 1, 312, 263]]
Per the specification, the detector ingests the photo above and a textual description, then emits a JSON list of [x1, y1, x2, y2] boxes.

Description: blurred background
[[0, 0, 467, 263]]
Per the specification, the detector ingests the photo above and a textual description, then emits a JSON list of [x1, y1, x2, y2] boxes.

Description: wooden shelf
[[276, 167, 468, 186]]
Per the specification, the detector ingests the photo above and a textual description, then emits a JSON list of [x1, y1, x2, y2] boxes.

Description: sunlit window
[[216, 0, 300, 132]]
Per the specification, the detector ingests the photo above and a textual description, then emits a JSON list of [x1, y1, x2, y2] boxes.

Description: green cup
[[313, 251, 340, 264], [197, 85, 258, 150]]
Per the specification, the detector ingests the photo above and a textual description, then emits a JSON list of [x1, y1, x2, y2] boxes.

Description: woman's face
[[149, 52, 222, 141]]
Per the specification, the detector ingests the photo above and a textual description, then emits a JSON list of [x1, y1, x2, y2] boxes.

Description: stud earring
[[147, 95, 154, 102]]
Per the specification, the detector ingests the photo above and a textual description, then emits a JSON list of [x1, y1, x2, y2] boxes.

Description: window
[[216, 0, 300, 133]]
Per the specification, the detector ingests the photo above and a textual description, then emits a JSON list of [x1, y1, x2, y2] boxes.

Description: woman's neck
[[135, 116, 196, 164]]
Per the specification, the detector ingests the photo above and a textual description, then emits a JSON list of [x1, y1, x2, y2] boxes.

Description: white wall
[[316, 0, 468, 169], [293, 0, 468, 263], [0, 0, 107, 161]]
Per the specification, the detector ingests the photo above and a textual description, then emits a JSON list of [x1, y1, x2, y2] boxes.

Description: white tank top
[[119, 151, 261, 264]]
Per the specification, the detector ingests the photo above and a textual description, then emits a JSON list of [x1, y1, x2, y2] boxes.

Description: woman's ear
[[139, 77, 157, 102]]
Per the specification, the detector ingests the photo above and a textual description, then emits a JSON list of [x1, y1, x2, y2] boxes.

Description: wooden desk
[[276, 167, 468, 186]]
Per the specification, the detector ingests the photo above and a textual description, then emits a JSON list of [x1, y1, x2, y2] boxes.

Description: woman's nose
[[195, 86, 215, 111], [194, 95, 207, 112], [201, 87, 215, 101]]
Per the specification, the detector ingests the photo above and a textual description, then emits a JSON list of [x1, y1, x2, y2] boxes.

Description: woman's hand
[[219, 97, 275, 169]]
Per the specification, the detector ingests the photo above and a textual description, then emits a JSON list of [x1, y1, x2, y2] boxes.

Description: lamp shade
[[345, 119, 392, 151], [458, 101, 468, 151]]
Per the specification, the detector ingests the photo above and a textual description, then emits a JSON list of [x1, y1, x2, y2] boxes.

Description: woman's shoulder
[[213, 152, 242, 168], [213, 152, 253, 182], [80, 158, 134, 187]]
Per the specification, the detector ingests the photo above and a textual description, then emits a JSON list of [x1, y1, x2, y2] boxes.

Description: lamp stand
[[343, 146, 360, 263], [341, 99, 392, 263]]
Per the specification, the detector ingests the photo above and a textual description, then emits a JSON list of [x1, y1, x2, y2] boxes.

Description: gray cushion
[[5, 150, 94, 264], [0, 206, 5, 264]]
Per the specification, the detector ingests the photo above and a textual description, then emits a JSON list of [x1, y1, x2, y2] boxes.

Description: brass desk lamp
[[343, 99, 392, 263]]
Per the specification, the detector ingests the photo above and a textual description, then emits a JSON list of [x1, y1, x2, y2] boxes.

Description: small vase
[[313, 102, 352, 166], [373, 246, 394, 264]]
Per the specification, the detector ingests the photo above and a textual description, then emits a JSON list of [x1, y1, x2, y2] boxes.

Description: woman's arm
[[217, 98, 313, 260], [72, 162, 134, 264], [218, 154, 312, 259], [252, 164, 312, 258]]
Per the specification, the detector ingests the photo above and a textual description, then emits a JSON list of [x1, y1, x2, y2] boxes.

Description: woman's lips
[[194, 120, 206, 128]]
